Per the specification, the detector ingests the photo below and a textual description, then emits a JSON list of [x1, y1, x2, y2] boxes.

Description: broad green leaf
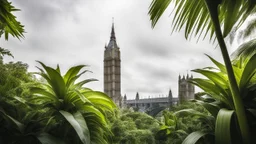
[[231, 38, 256, 63], [190, 78, 233, 108], [174, 109, 209, 119], [64, 65, 86, 84], [81, 105, 107, 124], [30, 87, 57, 100], [192, 69, 228, 90], [239, 54, 256, 93], [56, 64, 61, 74], [182, 131, 213, 144], [0, 111, 25, 133], [37, 133, 66, 144], [74, 78, 98, 89], [149, 0, 256, 41], [33, 62, 115, 143], [59, 110, 90, 144], [215, 108, 234, 144], [37, 61, 66, 99], [205, 54, 226, 72], [0, 0, 25, 40], [83, 91, 117, 109], [0, 47, 14, 58], [191, 99, 220, 118]]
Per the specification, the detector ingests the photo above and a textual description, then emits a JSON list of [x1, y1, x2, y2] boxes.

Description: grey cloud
[[12, 0, 82, 28], [2, 0, 224, 100], [135, 62, 176, 81], [136, 38, 172, 57]]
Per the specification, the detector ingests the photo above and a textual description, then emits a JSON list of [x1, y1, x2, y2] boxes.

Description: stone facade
[[178, 74, 195, 103], [104, 22, 121, 106], [103, 21, 195, 108], [124, 75, 195, 110], [124, 89, 179, 111]]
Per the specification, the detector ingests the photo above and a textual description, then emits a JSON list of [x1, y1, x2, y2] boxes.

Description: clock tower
[[104, 20, 121, 106]]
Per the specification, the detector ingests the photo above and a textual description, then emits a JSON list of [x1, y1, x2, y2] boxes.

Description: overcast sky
[[1, 0, 239, 99]]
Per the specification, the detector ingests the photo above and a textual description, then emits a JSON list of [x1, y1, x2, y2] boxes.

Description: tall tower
[[178, 74, 195, 103], [168, 89, 173, 107], [104, 20, 121, 106]]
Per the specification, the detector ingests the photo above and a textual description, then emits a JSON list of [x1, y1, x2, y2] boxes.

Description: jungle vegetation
[[1, 0, 256, 143]]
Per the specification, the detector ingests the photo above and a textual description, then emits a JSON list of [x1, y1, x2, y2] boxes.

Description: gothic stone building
[[104, 22, 121, 106], [103, 21, 195, 109], [124, 90, 179, 111], [124, 75, 195, 110], [178, 74, 195, 103]]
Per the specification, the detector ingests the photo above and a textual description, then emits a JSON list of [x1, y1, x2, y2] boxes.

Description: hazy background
[[1, 0, 239, 99]]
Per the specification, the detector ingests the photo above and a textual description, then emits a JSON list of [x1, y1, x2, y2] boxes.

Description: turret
[[136, 92, 139, 100], [178, 73, 195, 104], [168, 89, 173, 107], [124, 94, 127, 101]]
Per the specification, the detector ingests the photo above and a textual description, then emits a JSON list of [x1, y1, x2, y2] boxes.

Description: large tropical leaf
[[82, 91, 116, 110], [36, 61, 66, 99], [59, 110, 90, 144], [189, 78, 233, 108], [32, 62, 116, 143], [239, 54, 256, 93], [232, 39, 256, 65], [190, 99, 220, 118], [0, 0, 24, 40], [0, 110, 25, 133], [37, 133, 66, 144], [182, 131, 213, 144], [174, 109, 214, 126], [149, 0, 256, 41], [0, 47, 13, 58], [64, 65, 87, 88], [215, 108, 235, 144], [205, 54, 226, 72]]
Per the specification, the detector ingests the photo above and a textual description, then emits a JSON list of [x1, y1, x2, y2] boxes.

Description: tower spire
[[110, 17, 116, 41], [104, 19, 121, 107], [105, 18, 118, 49]]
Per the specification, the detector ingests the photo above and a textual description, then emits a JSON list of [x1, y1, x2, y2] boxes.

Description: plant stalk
[[204, 0, 250, 143]]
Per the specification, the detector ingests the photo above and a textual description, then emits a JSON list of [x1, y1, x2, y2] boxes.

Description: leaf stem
[[204, 0, 250, 143]]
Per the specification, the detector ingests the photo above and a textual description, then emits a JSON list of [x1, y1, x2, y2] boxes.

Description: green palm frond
[[231, 17, 256, 43], [191, 54, 256, 106], [149, 0, 256, 41], [0, 47, 13, 58], [59, 111, 90, 144], [182, 131, 214, 144], [215, 109, 235, 144], [31, 62, 117, 143], [231, 38, 256, 64], [190, 54, 256, 143], [0, 0, 24, 40]]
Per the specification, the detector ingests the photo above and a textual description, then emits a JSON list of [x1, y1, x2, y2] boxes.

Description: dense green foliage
[[149, 0, 256, 143], [155, 103, 213, 144], [2, 0, 256, 143], [108, 103, 213, 144], [188, 48, 256, 143], [110, 109, 159, 144], [0, 59, 35, 120], [0, 0, 24, 40], [0, 0, 25, 58], [31, 62, 117, 143], [0, 62, 117, 144]]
